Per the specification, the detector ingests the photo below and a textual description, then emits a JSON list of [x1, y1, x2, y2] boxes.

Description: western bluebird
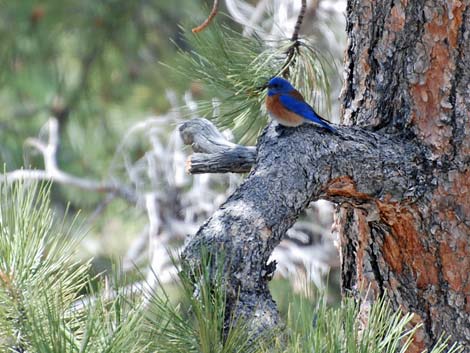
[[264, 77, 337, 133]]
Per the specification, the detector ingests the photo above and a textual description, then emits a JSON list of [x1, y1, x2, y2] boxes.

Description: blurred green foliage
[[0, 0, 204, 200]]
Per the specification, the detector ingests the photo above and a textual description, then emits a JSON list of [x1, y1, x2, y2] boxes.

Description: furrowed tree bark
[[340, 1, 470, 351], [182, 1, 470, 351]]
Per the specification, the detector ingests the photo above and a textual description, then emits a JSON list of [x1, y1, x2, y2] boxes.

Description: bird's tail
[[308, 110, 338, 133], [316, 119, 338, 133]]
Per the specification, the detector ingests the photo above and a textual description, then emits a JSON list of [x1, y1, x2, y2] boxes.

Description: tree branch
[[291, 0, 307, 43], [192, 0, 219, 33], [4, 117, 137, 203], [179, 118, 256, 174], [182, 119, 429, 336]]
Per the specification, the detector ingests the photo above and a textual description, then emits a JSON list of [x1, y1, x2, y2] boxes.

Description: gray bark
[[179, 119, 256, 174], [181, 120, 428, 338]]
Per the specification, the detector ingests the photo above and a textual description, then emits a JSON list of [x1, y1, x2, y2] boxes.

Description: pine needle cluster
[[274, 291, 462, 353], [174, 21, 335, 144], [0, 181, 463, 352], [0, 182, 144, 352]]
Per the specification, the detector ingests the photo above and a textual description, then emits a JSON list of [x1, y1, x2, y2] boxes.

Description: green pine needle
[[271, 285, 464, 353], [0, 180, 463, 352], [172, 21, 337, 144], [142, 251, 268, 353], [0, 181, 145, 353]]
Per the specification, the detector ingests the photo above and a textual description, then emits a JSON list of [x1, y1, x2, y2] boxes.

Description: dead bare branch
[[179, 118, 256, 174], [3, 117, 137, 203]]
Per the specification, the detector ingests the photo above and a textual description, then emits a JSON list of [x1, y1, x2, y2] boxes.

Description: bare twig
[[291, 0, 307, 43], [187, 150, 255, 174], [192, 0, 219, 33], [179, 118, 256, 174], [282, 0, 307, 78]]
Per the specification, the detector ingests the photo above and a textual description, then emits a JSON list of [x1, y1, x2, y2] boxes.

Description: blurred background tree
[[1, 0, 346, 298], [1, 0, 207, 263], [1, 0, 195, 184]]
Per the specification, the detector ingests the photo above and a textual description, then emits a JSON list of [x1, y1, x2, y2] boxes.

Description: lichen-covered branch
[[181, 120, 428, 335]]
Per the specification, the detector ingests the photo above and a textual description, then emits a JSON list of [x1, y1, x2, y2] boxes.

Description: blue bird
[[265, 77, 337, 133]]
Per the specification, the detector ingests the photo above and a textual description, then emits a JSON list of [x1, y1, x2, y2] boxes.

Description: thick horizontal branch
[[188, 149, 256, 173], [182, 118, 429, 336], [179, 119, 256, 174]]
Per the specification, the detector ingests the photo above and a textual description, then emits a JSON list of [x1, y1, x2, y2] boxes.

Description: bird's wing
[[279, 92, 336, 132], [279, 91, 331, 124]]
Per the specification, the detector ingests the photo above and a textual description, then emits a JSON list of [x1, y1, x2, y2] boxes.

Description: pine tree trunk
[[340, 1, 470, 350]]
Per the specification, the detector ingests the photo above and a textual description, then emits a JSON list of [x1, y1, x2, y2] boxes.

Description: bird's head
[[265, 77, 295, 96]]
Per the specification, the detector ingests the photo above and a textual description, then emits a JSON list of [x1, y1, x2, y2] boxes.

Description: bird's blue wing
[[279, 94, 336, 132]]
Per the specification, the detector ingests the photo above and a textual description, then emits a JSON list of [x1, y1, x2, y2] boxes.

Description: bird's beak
[[257, 83, 268, 91]]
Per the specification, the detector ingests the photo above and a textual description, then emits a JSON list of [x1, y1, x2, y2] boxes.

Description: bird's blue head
[[266, 77, 295, 96]]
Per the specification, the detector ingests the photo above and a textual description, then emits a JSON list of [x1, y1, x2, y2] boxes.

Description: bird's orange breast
[[265, 94, 304, 127]]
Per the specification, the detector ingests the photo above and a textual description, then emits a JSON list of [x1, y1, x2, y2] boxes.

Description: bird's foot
[[275, 124, 292, 137]]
